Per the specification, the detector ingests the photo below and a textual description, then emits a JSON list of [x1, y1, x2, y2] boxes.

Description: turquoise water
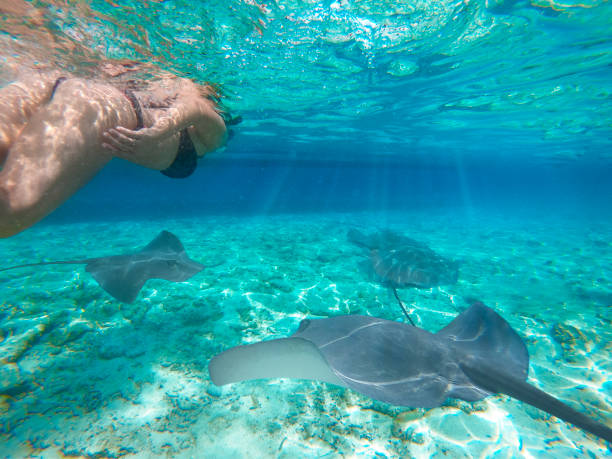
[[1, 1, 612, 458], [1, 212, 611, 457]]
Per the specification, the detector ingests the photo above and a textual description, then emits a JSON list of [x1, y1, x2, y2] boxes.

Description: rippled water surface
[[2, 0, 611, 163]]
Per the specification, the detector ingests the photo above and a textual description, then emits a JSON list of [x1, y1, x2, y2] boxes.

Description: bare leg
[[0, 78, 137, 237]]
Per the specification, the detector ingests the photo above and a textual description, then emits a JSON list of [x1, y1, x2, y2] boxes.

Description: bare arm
[[186, 100, 228, 156], [102, 83, 227, 169]]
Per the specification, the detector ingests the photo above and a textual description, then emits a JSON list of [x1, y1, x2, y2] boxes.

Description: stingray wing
[[85, 255, 147, 303], [137, 231, 204, 282], [347, 228, 374, 249], [436, 302, 529, 380], [85, 231, 203, 302], [347, 229, 423, 251], [140, 230, 186, 254], [293, 315, 452, 407], [209, 338, 344, 387]]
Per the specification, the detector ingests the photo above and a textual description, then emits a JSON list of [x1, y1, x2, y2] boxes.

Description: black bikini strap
[[123, 88, 144, 130], [50, 76, 67, 100]]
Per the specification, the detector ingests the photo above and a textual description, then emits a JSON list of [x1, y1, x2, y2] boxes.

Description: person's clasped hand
[[102, 117, 173, 161]]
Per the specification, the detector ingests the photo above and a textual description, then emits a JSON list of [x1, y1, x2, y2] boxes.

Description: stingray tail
[[0, 259, 93, 272], [460, 362, 612, 444], [391, 287, 416, 326]]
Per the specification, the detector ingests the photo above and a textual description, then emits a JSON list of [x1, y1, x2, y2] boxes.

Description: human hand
[[102, 118, 173, 162]]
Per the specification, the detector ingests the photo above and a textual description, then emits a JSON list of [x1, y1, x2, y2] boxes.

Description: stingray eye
[[166, 260, 177, 268]]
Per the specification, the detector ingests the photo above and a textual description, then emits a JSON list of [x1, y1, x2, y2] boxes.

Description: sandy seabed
[[0, 210, 610, 458]]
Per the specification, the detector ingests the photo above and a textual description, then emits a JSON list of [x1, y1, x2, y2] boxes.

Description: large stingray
[[348, 229, 459, 324], [0, 230, 204, 303], [209, 301, 612, 443]]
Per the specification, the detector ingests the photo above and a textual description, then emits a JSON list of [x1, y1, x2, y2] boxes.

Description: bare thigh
[[0, 72, 60, 163], [0, 78, 138, 235]]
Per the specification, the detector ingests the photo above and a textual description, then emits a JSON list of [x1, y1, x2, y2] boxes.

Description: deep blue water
[[48, 158, 612, 223]]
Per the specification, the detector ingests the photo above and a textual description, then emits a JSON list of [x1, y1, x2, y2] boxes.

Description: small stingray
[[348, 229, 459, 324], [0, 231, 204, 303], [209, 302, 612, 443]]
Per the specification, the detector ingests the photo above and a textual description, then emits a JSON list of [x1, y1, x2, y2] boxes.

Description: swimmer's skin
[[0, 67, 226, 238]]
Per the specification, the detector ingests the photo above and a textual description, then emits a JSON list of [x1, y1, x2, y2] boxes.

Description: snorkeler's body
[[0, 68, 226, 238]]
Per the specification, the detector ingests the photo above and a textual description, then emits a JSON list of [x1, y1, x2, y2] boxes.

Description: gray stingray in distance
[[348, 228, 460, 325], [347, 228, 459, 289], [209, 301, 612, 443], [0, 231, 203, 303]]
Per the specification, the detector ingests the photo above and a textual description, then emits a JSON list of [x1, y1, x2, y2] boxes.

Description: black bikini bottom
[[123, 88, 145, 130], [160, 128, 198, 179], [123, 87, 196, 178]]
